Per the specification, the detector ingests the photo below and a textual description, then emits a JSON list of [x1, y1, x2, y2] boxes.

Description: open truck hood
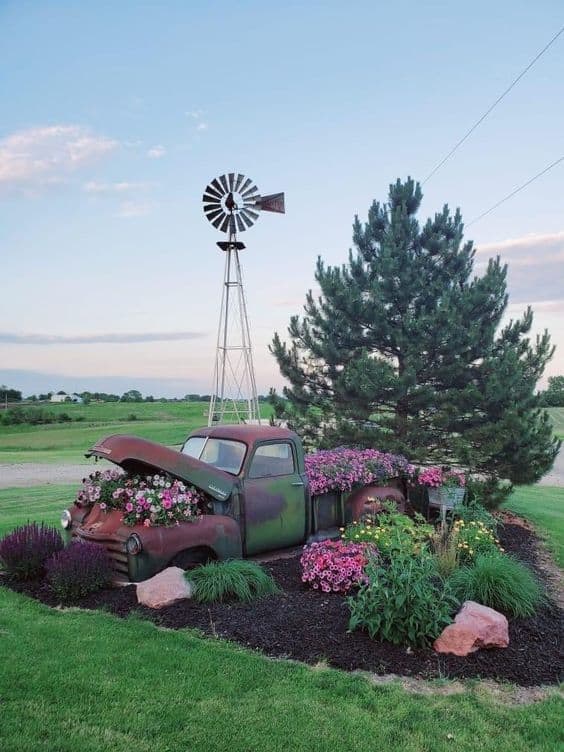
[[86, 435, 235, 502]]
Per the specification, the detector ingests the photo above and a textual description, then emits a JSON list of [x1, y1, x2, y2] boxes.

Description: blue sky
[[1, 1, 563, 397]]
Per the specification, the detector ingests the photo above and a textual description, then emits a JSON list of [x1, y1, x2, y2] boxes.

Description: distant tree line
[[539, 376, 564, 407]]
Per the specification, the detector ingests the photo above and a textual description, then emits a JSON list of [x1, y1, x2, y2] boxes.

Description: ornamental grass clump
[[430, 521, 460, 578], [0, 522, 64, 580], [300, 540, 374, 593], [45, 542, 112, 600], [348, 552, 457, 647], [448, 553, 543, 617], [189, 560, 280, 603]]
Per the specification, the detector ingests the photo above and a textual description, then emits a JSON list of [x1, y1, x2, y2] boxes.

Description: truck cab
[[180, 425, 309, 555]]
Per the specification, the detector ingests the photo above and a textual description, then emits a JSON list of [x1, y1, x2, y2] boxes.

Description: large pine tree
[[271, 178, 560, 485]]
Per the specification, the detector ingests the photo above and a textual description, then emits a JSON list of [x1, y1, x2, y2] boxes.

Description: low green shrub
[[465, 476, 513, 510], [348, 552, 457, 647], [188, 559, 281, 603], [452, 518, 501, 563], [453, 501, 498, 533], [448, 553, 543, 617], [342, 503, 433, 557]]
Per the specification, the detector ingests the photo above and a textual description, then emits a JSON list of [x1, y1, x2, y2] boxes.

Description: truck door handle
[[291, 481, 304, 486]]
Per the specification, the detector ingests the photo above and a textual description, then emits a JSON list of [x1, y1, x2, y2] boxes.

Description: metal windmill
[[203, 173, 285, 425]]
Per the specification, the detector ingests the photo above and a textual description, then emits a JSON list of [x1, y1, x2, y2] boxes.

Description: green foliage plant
[[453, 500, 498, 533], [448, 553, 543, 617], [348, 551, 457, 647], [188, 559, 281, 603], [453, 518, 502, 564], [342, 502, 433, 557], [465, 476, 514, 510]]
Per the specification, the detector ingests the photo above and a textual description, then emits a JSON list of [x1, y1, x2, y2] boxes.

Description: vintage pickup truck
[[62, 424, 405, 582]]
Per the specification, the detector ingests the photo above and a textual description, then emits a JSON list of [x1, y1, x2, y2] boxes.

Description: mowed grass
[[503, 485, 564, 568], [0, 484, 75, 537], [0, 401, 273, 464], [1, 587, 563, 752], [546, 407, 564, 439], [0, 485, 563, 751]]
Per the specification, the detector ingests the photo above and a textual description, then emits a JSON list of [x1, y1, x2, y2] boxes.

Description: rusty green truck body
[[64, 425, 405, 582]]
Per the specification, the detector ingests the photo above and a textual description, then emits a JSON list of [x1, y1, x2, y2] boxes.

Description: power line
[[467, 155, 564, 226], [423, 24, 564, 184]]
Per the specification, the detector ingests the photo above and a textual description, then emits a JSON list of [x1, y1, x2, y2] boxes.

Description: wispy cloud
[[0, 125, 118, 192], [84, 180, 153, 194], [116, 200, 155, 218], [476, 231, 564, 255], [0, 331, 206, 345], [147, 144, 166, 159], [187, 109, 208, 132], [475, 230, 564, 304]]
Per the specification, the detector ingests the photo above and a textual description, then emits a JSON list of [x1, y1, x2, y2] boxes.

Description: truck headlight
[[126, 534, 143, 555], [61, 509, 72, 529]]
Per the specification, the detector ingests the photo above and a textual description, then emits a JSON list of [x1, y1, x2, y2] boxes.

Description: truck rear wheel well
[[169, 546, 217, 570]]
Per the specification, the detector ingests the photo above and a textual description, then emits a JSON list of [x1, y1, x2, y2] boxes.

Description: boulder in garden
[[136, 567, 193, 609], [434, 600, 509, 656]]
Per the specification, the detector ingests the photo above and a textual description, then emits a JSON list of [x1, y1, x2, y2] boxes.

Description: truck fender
[[346, 484, 406, 522]]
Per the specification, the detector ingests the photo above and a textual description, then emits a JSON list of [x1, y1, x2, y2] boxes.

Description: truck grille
[[73, 530, 129, 578]]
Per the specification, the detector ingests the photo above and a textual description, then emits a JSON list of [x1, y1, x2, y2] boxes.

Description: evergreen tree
[[271, 178, 560, 486]]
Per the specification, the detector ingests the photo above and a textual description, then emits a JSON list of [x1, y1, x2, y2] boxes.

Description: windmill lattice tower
[[202, 173, 284, 425]]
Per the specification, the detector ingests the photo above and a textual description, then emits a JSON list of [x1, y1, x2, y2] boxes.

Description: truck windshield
[[182, 437, 246, 475]]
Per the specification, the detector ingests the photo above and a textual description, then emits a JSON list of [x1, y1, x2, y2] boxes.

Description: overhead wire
[[422, 24, 564, 184], [467, 155, 564, 226]]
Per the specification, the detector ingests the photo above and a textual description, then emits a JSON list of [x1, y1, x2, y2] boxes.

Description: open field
[[503, 486, 564, 568], [0, 401, 273, 464], [1, 484, 563, 750]]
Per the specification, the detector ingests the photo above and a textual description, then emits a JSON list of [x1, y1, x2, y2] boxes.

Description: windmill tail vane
[[202, 174, 284, 425]]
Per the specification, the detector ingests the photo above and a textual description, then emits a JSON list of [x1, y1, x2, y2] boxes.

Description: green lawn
[[0, 484, 75, 537], [503, 485, 564, 568], [0, 401, 273, 464], [1, 484, 563, 750], [0, 586, 562, 752]]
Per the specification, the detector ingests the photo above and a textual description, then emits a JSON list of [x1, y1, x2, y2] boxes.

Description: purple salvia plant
[[0, 522, 64, 580]]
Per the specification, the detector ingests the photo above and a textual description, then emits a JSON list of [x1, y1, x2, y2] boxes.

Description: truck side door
[[242, 440, 307, 555]]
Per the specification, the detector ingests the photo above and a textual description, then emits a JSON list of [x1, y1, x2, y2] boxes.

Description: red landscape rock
[[434, 601, 509, 656], [136, 567, 193, 609]]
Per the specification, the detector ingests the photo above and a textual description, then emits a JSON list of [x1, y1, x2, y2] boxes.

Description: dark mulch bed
[[3, 520, 563, 686]]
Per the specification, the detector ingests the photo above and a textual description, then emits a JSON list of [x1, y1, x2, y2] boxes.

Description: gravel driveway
[[0, 462, 100, 489], [1, 448, 563, 490]]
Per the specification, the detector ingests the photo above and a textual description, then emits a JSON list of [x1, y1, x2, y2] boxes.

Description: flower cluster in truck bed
[[304, 447, 414, 495]]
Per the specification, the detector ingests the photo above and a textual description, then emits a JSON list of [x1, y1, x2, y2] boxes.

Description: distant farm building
[[50, 392, 83, 404]]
